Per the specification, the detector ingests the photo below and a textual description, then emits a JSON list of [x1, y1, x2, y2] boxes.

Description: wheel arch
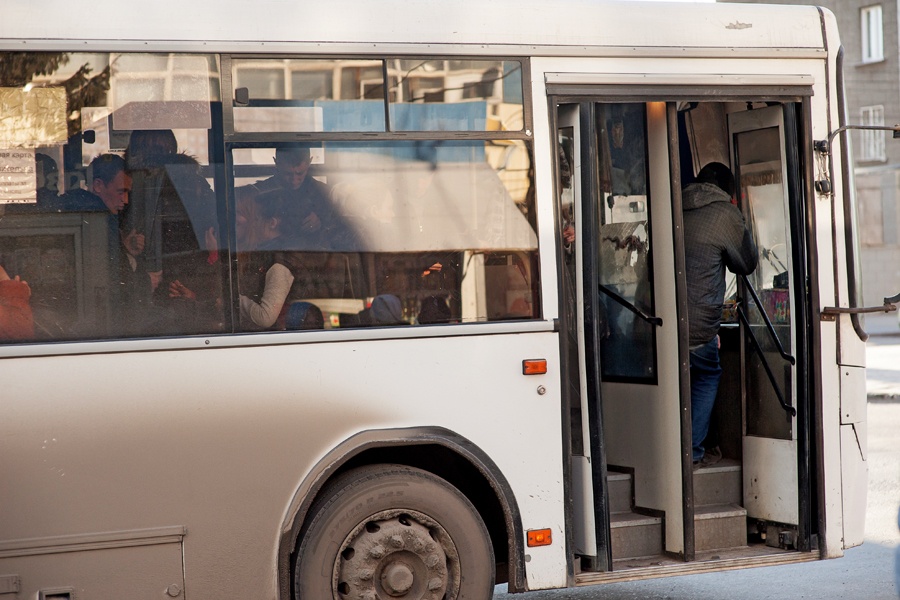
[[277, 426, 526, 599]]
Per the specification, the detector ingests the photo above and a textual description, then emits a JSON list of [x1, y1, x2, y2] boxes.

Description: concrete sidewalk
[[863, 312, 900, 400]]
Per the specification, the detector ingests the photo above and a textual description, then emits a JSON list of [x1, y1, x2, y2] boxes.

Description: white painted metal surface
[[0, 0, 867, 596], [2, 0, 827, 54]]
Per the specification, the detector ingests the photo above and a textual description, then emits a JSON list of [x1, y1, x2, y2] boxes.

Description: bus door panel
[[557, 98, 683, 568], [556, 102, 600, 559], [593, 102, 683, 557], [728, 106, 800, 528]]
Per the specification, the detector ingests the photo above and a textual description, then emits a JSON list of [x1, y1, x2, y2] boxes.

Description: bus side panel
[[839, 365, 867, 548], [0, 540, 184, 600], [0, 331, 568, 596]]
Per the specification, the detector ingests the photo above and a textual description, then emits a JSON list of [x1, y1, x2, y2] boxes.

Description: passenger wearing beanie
[[682, 162, 758, 469]]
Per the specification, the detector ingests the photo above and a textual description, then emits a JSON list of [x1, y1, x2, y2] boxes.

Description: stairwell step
[[610, 511, 661, 528], [607, 470, 633, 514], [694, 503, 747, 552], [693, 458, 742, 507], [610, 510, 663, 560]]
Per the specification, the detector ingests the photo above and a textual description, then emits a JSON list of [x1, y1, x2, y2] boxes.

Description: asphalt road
[[495, 330, 900, 599]]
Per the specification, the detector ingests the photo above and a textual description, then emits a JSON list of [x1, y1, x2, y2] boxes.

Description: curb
[[868, 394, 900, 403]]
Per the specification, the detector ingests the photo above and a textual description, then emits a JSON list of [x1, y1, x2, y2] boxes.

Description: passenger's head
[[697, 162, 735, 198], [285, 301, 325, 330], [89, 154, 131, 214], [417, 295, 451, 324], [274, 146, 313, 190], [126, 129, 178, 170], [558, 146, 572, 189], [610, 116, 625, 149], [369, 294, 404, 325], [235, 188, 261, 249], [255, 189, 288, 242], [35, 153, 59, 193]]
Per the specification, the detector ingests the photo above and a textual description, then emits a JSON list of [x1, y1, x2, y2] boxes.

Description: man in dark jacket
[[683, 162, 757, 468], [248, 146, 337, 250]]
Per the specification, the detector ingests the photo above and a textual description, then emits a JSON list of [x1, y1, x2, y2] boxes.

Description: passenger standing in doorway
[[682, 162, 757, 469]]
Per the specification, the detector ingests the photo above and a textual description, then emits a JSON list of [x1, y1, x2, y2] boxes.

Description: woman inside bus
[[167, 186, 292, 331], [238, 190, 296, 330]]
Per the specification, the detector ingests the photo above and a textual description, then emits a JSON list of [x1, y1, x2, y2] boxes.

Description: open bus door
[[557, 95, 815, 577], [727, 104, 811, 551], [557, 100, 683, 572]]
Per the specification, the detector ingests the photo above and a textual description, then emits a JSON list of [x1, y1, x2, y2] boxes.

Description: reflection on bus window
[[595, 103, 657, 382], [388, 59, 524, 132], [232, 58, 524, 133], [0, 51, 225, 342], [232, 140, 538, 330], [232, 58, 388, 133], [0, 51, 535, 343]]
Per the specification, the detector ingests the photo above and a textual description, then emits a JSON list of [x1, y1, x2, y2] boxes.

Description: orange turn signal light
[[527, 528, 553, 547], [522, 359, 547, 375]]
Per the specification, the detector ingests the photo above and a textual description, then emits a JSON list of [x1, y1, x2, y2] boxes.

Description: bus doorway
[[557, 97, 812, 575], [557, 100, 684, 572]]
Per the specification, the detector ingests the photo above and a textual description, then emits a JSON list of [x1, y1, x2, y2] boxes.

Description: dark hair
[[418, 295, 451, 324], [285, 301, 324, 330], [255, 189, 287, 223], [35, 153, 59, 176], [697, 162, 735, 197], [89, 154, 126, 184], [275, 145, 312, 165], [126, 129, 178, 169]]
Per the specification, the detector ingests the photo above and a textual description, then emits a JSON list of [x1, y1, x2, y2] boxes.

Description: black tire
[[294, 464, 495, 599]]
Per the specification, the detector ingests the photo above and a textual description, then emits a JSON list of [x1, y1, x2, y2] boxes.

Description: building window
[[860, 105, 886, 161], [861, 5, 884, 63]]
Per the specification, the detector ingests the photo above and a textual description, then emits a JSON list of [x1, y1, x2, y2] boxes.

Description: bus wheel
[[294, 464, 494, 599]]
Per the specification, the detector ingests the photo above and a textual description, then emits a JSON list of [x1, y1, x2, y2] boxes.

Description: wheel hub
[[334, 510, 459, 599]]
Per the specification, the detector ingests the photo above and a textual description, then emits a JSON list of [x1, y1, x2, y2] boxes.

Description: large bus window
[[595, 103, 657, 382], [232, 140, 538, 330], [0, 52, 225, 342]]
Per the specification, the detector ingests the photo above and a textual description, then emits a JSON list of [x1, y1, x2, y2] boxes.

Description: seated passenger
[[153, 154, 223, 335], [0, 263, 34, 341], [58, 154, 153, 334], [242, 146, 338, 250], [357, 294, 405, 327], [239, 192, 295, 330], [123, 129, 179, 292], [35, 153, 60, 206], [417, 295, 451, 324]]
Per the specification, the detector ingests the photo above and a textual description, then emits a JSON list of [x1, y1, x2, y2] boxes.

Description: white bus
[[0, 0, 882, 598]]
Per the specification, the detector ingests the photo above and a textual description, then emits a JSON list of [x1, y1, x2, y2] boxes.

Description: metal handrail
[[737, 275, 796, 418], [739, 274, 795, 366], [598, 283, 662, 327], [736, 304, 796, 418]]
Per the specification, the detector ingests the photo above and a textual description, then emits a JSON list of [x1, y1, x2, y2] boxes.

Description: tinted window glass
[[388, 59, 524, 132], [594, 103, 657, 382], [230, 58, 525, 133], [0, 52, 225, 342], [232, 59, 386, 132], [230, 140, 538, 330]]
